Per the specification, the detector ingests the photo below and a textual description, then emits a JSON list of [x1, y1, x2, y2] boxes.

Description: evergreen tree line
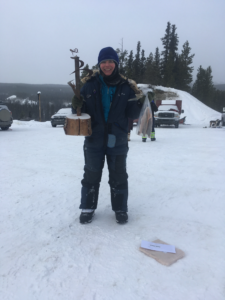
[[2, 21, 224, 119], [6, 100, 70, 121], [82, 22, 195, 92], [192, 66, 225, 112], [0, 83, 74, 121], [82, 21, 224, 112]]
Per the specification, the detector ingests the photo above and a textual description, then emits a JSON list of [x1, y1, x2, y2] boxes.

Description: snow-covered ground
[[1, 90, 225, 300]]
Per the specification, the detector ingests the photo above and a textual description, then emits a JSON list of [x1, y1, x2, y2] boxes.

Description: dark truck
[[154, 100, 184, 128], [51, 108, 71, 127], [0, 103, 13, 130]]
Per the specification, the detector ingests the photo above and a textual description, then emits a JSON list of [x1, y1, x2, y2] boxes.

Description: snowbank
[[1, 88, 225, 300], [156, 86, 221, 125], [138, 84, 222, 126]]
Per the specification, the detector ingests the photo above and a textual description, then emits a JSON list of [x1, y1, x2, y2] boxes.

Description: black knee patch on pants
[[80, 185, 99, 209], [107, 155, 128, 212], [83, 166, 103, 185], [80, 167, 102, 209], [110, 187, 128, 212], [107, 155, 128, 188]]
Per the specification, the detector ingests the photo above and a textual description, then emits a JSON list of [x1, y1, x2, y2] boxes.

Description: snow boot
[[115, 211, 128, 224], [79, 209, 95, 224], [142, 137, 147, 142], [151, 131, 156, 141]]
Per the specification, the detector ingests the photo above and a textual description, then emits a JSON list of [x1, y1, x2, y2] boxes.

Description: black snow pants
[[79, 146, 128, 212], [152, 117, 155, 133]]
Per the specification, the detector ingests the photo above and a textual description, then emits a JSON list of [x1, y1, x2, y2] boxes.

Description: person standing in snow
[[150, 92, 158, 141], [142, 91, 158, 142], [72, 47, 144, 224]]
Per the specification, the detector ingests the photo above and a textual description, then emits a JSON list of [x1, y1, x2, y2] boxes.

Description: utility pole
[[119, 38, 123, 52], [119, 38, 124, 72], [37, 91, 41, 121]]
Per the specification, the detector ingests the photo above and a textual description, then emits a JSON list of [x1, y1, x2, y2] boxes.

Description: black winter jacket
[[80, 73, 142, 154]]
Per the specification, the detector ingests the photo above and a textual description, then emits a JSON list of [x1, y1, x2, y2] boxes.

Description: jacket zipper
[[96, 76, 126, 147], [107, 81, 125, 123]]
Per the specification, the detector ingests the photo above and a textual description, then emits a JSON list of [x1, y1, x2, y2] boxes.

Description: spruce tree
[[142, 48, 162, 86], [168, 24, 179, 86], [133, 41, 141, 82], [169, 25, 179, 62], [192, 66, 215, 106], [92, 63, 98, 70], [116, 48, 128, 76], [125, 50, 134, 79], [176, 41, 195, 91], [140, 49, 146, 83], [165, 52, 176, 87], [192, 65, 205, 100], [81, 64, 90, 79], [161, 22, 179, 87], [143, 52, 153, 84], [161, 22, 171, 83], [204, 66, 215, 106], [212, 89, 225, 112], [152, 47, 162, 85], [173, 55, 181, 89]]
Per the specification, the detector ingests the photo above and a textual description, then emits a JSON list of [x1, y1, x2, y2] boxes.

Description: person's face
[[100, 60, 116, 76]]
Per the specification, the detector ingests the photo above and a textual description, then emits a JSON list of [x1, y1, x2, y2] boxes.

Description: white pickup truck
[[154, 100, 184, 128]]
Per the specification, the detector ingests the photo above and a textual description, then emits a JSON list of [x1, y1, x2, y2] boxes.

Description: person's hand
[[72, 95, 83, 110]]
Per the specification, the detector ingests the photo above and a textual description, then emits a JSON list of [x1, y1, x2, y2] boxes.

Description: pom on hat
[[98, 47, 119, 65]]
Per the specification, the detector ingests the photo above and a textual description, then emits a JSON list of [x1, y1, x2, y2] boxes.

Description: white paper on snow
[[141, 240, 176, 254]]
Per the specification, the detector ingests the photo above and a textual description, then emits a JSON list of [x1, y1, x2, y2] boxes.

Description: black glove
[[72, 95, 83, 110]]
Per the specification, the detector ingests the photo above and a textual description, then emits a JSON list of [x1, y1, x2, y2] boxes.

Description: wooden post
[[37, 91, 41, 122], [74, 56, 81, 116], [65, 48, 92, 136]]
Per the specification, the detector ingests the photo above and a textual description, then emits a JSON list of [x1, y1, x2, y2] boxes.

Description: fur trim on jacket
[[81, 70, 143, 99]]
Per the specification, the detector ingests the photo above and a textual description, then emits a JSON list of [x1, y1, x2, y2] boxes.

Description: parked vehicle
[[222, 113, 225, 126], [51, 108, 71, 127], [0, 103, 13, 130], [154, 100, 184, 128]]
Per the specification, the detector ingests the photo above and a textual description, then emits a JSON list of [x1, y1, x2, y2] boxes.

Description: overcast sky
[[1, 0, 225, 85]]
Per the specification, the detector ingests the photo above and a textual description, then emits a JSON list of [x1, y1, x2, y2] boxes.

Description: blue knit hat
[[98, 47, 119, 65]]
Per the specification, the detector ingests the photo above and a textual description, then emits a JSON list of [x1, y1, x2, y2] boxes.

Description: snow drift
[[138, 84, 222, 126]]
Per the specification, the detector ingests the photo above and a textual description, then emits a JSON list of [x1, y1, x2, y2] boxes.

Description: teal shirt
[[99, 75, 116, 121]]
